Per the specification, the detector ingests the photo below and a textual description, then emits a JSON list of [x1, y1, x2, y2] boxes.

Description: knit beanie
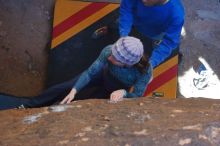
[[111, 36, 144, 66]]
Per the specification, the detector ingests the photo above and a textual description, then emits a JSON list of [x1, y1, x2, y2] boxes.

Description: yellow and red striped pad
[[144, 55, 178, 99], [52, 0, 119, 49], [50, 0, 178, 99]]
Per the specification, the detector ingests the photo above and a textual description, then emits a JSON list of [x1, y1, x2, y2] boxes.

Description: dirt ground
[[0, 98, 220, 146], [179, 0, 220, 76], [0, 0, 219, 97]]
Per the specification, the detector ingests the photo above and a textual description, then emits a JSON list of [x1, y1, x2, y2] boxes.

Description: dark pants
[[23, 67, 128, 108], [0, 74, 105, 110], [0, 67, 127, 110], [0, 93, 29, 110]]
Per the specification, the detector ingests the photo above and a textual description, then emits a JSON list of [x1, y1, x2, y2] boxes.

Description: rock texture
[[0, 0, 219, 98], [180, 0, 220, 76], [0, 0, 55, 96], [0, 98, 220, 146], [178, 0, 220, 98]]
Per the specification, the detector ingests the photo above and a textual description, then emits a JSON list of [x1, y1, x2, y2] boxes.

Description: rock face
[[0, 98, 220, 146], [180, 0, 220, 75], [0, 0, 55, 96], [178, 0, 220, 98]]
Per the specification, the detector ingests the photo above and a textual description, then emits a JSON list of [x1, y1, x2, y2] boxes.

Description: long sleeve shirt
[[119, 0, 185, 68], [73, 45, 152, 98]]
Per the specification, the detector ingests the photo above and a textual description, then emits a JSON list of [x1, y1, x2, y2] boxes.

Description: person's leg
[[25, 70, 105, 108], [0, 93, 29, 110], [24, 75, 81, 108]]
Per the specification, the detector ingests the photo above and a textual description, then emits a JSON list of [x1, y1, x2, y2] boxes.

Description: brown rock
[[0, 98, 220, 146]]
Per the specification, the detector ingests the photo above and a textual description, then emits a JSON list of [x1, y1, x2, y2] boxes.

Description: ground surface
[[0, 98, 220, 146]]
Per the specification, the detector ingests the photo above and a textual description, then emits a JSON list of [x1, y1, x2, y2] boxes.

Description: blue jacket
[[119, 0, 185, 68]]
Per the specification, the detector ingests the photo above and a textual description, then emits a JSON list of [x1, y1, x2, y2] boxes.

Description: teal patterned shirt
[[73, 45, 152, 98]]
